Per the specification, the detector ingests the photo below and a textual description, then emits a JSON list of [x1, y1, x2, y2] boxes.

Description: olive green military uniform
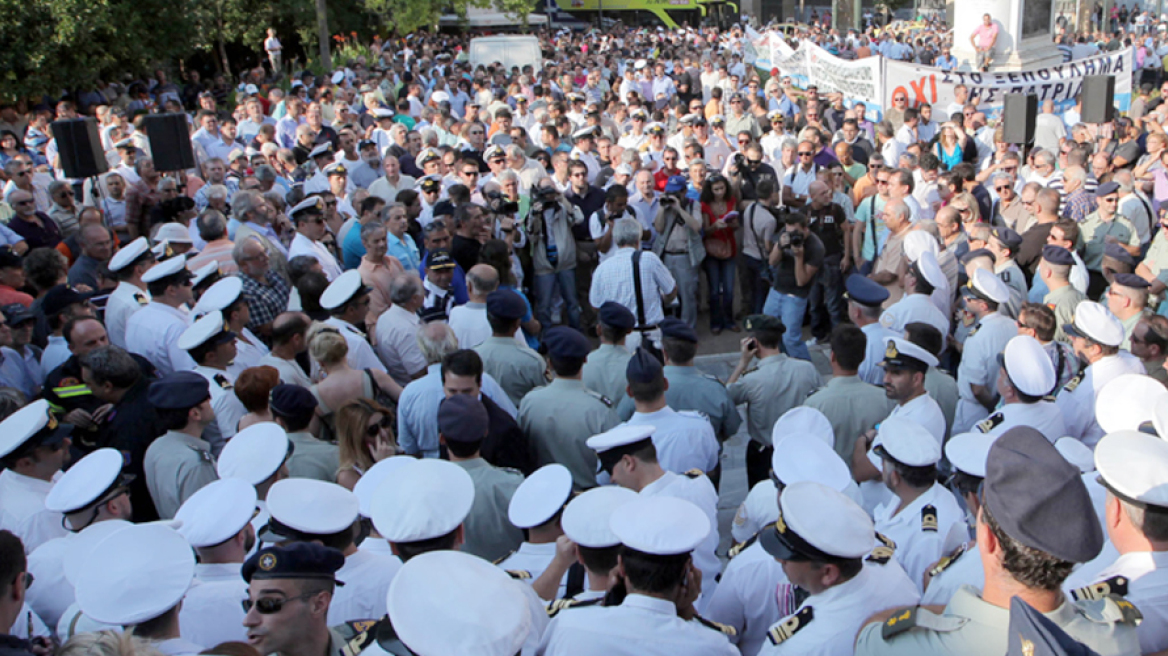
[[582, 343, 634, 403], [519, 377, 620, 489]]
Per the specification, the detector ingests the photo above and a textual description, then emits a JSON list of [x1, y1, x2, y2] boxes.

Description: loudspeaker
[[1081, 75, 1116, 124], [51, 118, 108, 179], [1002, 93, 1037, 145], [144, 113, 196, 172]]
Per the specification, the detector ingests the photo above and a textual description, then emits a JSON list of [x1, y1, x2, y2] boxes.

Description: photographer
[[526, 178, 585, 331], [764, 211, 823, 361], [590, 185, 639, 262], [727, 143, 777, 204], [652, 175, 706, 329], [482, 179, 525, 252]]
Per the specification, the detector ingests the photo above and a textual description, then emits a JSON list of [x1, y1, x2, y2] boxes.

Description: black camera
[[787, 231, 804, 248], [733, 153, 746, 169], [536, 186, 559, 203], [485, 189, 519, 214]]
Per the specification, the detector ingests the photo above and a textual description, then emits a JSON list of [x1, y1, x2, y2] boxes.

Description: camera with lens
[[787, 230, 804, 248], [536, 186, 559, 203], [485, 189, 520, 214], [733, 153, 746, 170]]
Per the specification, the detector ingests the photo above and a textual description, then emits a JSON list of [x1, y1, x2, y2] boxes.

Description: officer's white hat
[[371, 459, 474, 543], [762, 481, 874, 560], [678, 114, 698, 126], [74, 523, 195, 626], [962, 267, 1011, 304], [190, 261, 220, 288], [561, 486, 638, 548], [195, 277, 244, 315], [614, 163, 633, 176], [416, 148, 441, 167], [508, 464, 573, 529], [331, 71, 345, 85], [1096, 430, 1168, 508], [266, 478, 359, 536], [372, 107, 394, 119], [150, 240, 170, 259], [177, 309, 234, 351], [944, 432, 995, 478], [64, 519, 134, 587], [572, 126, 597, 140], [766, 109, 785, 121], [0, 399, 72, 459], [140, 253, 188, 283], [309, 143, 333, 159], [484, 144, 506, 160], [914, 250, 946, 290], [881, 336, 939, 369], [352, 456, 415, 518], [386, 551, 531, 656], [634, 59, 648, 70], [431, 91, 451, 105], [903, 230, 940, 264], [175, 478, 258, 548], [873, 417, 941, 467], [44, 448, 125, 516], [1000, 335, 1056, 397], [154, 222, 193, 245], [586, 425, 655, 453], [1096, 374, 1168, 434], [1055, 437, 1095, 473], [217, 422, 290, 485], [108, 237, 151, 272], [320, 269, 368, 310], [114, 138, 135, 150], [1063, 301, 1125, 347], [771, 406, 833, 450], [610, 495, 709, 555], [771, 433, 852, 491], [290, 196, 325, 218]]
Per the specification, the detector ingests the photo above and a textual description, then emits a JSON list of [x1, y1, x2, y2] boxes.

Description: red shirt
[[0, 285, 33, 308], [654, 168, 680, 191]]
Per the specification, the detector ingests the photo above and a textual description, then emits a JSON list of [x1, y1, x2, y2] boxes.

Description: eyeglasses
[[876, 179, 889, 185], [462, 171, 479, 177], [746, 158, 762, 166], [737, 139, 750, 145], [242, 593, 318, 615], [869, 163, 883, 170], [570, 172, 587, 177], [1100, 197, 1118, 203], [798, 151, 813, 157], [365, 415, 392, 437], [994, 185, 1011, 192], [730, 100, 742, 104]]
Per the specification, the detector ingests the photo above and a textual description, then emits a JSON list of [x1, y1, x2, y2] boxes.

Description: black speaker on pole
[[1080, 75, 1116, 124], [143, 113, 196, 172], [1002, 93, 1037, 145], [51, 118, 108, 179]]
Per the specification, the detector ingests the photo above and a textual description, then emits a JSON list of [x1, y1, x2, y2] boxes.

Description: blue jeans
[[534, 268, 580, 330], [763, 289, 811, 361], [703, 256, 737, 330]]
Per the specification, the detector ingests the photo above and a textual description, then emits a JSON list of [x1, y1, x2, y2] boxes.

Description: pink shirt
[[973, 23, 999, 49]]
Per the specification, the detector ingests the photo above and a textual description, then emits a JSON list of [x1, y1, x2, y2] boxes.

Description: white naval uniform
[[570, 148, 600, 184], [732, 480, 865, 547], [704, 540, 787, 656], [973, 400, 1066, 443], [879, 293, 950, 341], [498, 542, 575, 601], [0, 470, 62, 554], [873, 482, 967, 592], [323, 317, 387, 373], [859, 323, 899, 386], [57, 601, 118, 640], [226, 328, 270, 379], [953, 312, 1017, 434], [921, 543, 983, 606], [193, 365, 247, 443], [105, 281, 150, 349], [288, 232, 343, 281], [326, 549, 402, 626], [1065, 551, 1168, 654], [154, 638, 205, 656], [885, 393, 947, 445], [538, 594, 738, 656], [623, 407, 719, 475], [758, 558, 921, 656], [178, 563, 248, 647], [25, 530, 83, 628], [639, 471, 721, 612], [126, 302, 195, 375], [1056, 352, 1146, 448]]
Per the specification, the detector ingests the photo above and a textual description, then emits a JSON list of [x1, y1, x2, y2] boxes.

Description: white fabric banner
[[755, 38, 882, 118]]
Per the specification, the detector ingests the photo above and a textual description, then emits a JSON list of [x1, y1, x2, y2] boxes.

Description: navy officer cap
[[438, 394, 489, 443], [242, 542, 346, 583], [1007, 596, 1101, 656], [147, 371, 211, 410], [983, 426, 1103, 564], [486, 289, 527, 321], [543, 326, 592, 359], [1103, 242, 1136, 266], [844, 274, 889, 308], [598, 301, 635, 331], [626, 347, 664, 384], [659, 317, 698, 343], [1113, 272, 1151, 290], [269, 384, 318, 418], [992, 226, 1023, 251], [1041, 245, 1074, 266]]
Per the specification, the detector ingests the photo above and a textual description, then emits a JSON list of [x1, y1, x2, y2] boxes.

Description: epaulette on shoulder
[[684, 468, 705, 479], [1075, 593, 1143, 626], [881, 606, 968, 639], [1071, 575, 1130, 602], [695, 615, 737, 637], [975, 412, 1004, 434], [506, 569, 532, 580], [492, 551, 515, 565], [337, 619, 381, 656], [213, 373, 233, 390], [1063, 372, 1085, 393], [921, 504, 938, 533], [546, 596, 603, 618], [767, 607, 813, 645], [927, 542, 968, 578], [876, 532, 897, 550], [728, 531, 760, 560]]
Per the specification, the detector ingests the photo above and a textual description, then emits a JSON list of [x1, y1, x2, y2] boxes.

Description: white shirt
[[374, 304, 428, 388], [288, 232, 343, 281], [0, 470, 62, 554], [589, 207, 641, 262], [368, 174, 418, 204], [539, 593, 738, 656], [590, 248, 677, 327], [704, 540, 788, 656], [639, 471, 722, 610], [873, 482, 967, 592], [498, 542, 571, 600], [193, 365, 248, 441], [1066, 550, 1168, 654], [782, 164, 819, 198], [105, 281, 150, 349], [954, 312, 1017, 434], [126, 302, 195, 375], [974, 400, 1067, 443], [25, 530, 82, 629], [859, 323, 899, 386], [258, 354, 312, 388], [880, 293, 950, 340], [39, 336, 71, 376], [921, 542, 983, 606], [448, 302, 526, 350], [323, 317, 386, 373], [624, 407, 719, 475], [178, 563, 248, 647], [327, 549, 402, 625], [227, 329, 270, 379], [1057, 352, 1146, 448]]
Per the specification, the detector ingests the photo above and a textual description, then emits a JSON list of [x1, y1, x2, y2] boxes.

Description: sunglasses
[[462, 171, 479, 177], [876, 179, 889, 185], [798, 151, 813, 157], [365, 415, 392, 437], [994, 185, 1010, 192], [747, 158, 762, 166], [242, 593, 318, 615]]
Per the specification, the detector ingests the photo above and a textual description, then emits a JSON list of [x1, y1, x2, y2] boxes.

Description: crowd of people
[[1, 13, 1168, 656]]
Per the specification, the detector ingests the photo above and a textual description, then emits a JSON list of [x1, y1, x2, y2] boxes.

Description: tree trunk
[[315, 0, 332, 71]]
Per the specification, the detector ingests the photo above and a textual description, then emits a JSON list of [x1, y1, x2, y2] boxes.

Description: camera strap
[[632, 249, 649, 330]]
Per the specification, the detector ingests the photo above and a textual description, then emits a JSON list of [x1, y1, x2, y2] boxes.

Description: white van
[[468, 35, 543, 72]]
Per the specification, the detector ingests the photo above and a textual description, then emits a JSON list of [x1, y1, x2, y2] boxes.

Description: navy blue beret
[[242, 542, 346, 583], [543, 326, 592, 359]]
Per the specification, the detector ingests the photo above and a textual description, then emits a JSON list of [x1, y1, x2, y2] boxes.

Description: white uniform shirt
[[226, 329, 271, 379], [178, 563, 248, 647], [880, 293, 950, 339], [974, 401, 1067, 443], [1057, 352, 1146, 448], [498, 542, 572, 600], [954, 312, 1017, 434], [859, 323, 900, 386], [921, 543, 984, 606], [570, 148, 600, 184], [1066, 550, 1168, 654], [623, 407, 719, 475], [25, 530, 80, 628], [639, 471, 722, 611], [126, 302, 195, 375], [873, 482, 967, 592], [704, 540, 788, 656], [449, 303, 525, 350], [0, 470, 60, 553], [327, 549, 402, 625], [323, 317, 387, 373], [288, 232, 343, 281], [193, 366, 247, 442], [886, 393, 947, 445], [105, 281, 150, 349]]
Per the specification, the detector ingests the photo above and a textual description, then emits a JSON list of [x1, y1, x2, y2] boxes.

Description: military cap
[[999, 335, 1056, 397], [984, 426, 1103, 563], [419, 175, 443, 193], [190, 262, 220, 289], [177, 310, 235, 351], [0, 399, 72, 460], [509, 464, 573, 529], [771, 406, 833, 450], [543, 325, 591, 359], [1096, 430, 1168, 509], [352, 456, 415, 518], [844, 274, 889, 307], [194, 277, 244, 315], [217, 422, 292, 486], [320, 270, 368, 310], [760, 481, 874, 561], [114, 138, 135, 150], [961, 268, 1011, 304], [770, 432, 851, 491], [486, 289, 527, 320], [610, 495, 709, 555], [626, 347, 664, 384], [370, 459, 475, 543], [416, 148, 441, 167], [1095, 374, 1168, 434], [913, 251, 946, 290], [42, 285, 95, 317], [426, 249, 456, 270], [744, 313, 784, 333], [289, 196, 325, 219], [147, 371, 210, 410], [1054, 437, 1095, 474], [959, 247, 994, 265], [992, 226, 1023, 251], [438, 394, 489, 442], [372, 108, 394, 119], [710, 115, 726, 125], [659, 317, 698, 343], [944, 432, 994, 478], [598, 301, 636, 330], [242, 542, 346, 583], [903, 231, 940, 263], [44, 448, 128, 516], [882, 336, 939, 371], [74, 523, 195, 626], [873, 416, 941, 467], [1007, 592, 1102, 656], [175, 478, 258, 548], [1094, 181, 1120, 198], [0, 303, 32, 326], [562, 486, 638, 548], [63, 520, 132, 589], [647, 122, 666, 135], [1112, 272, 1150, 290], [484, 144, 507, 160], [1103, 242, 1136, 266], [1063, 301, 1124, 347], [308, 143, 333, 159], [1041, 244, 1075, 266], [269, 384, 318, 418], [264, 478, 359, 538], [357, 139, 377, 151], [323, 162, 348, 178], [108, 237, 152, 272]]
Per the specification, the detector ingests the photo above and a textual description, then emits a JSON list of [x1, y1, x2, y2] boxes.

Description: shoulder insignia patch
[[967, 324, 980, 338], [767, 607, 813, 645], [684, 468, 704, 479], [492, 551, 515, 565], [546, 597, 603, 618], [598, 395, 612, 407], [213, 373, 233, 390], [728, 532, 760, 560], [1110, 597, 1143, 626], [881, 606, 968, 638], [928, 543, 969, 577], [921, 505, 938, 533], [696, 615, 737, 637], [975, 412, 1005, 434], [1063, 372, 1084, 393], [506, 569, 532, 580], [866, 545, 895, 565], [337, 619, 381, 656], [1000, 271, 1011, 283], [134, 292, 149, 305], [876, 532, 897, 551], [1072, 576, 1130, 602], [882, 607, 919, 639]]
